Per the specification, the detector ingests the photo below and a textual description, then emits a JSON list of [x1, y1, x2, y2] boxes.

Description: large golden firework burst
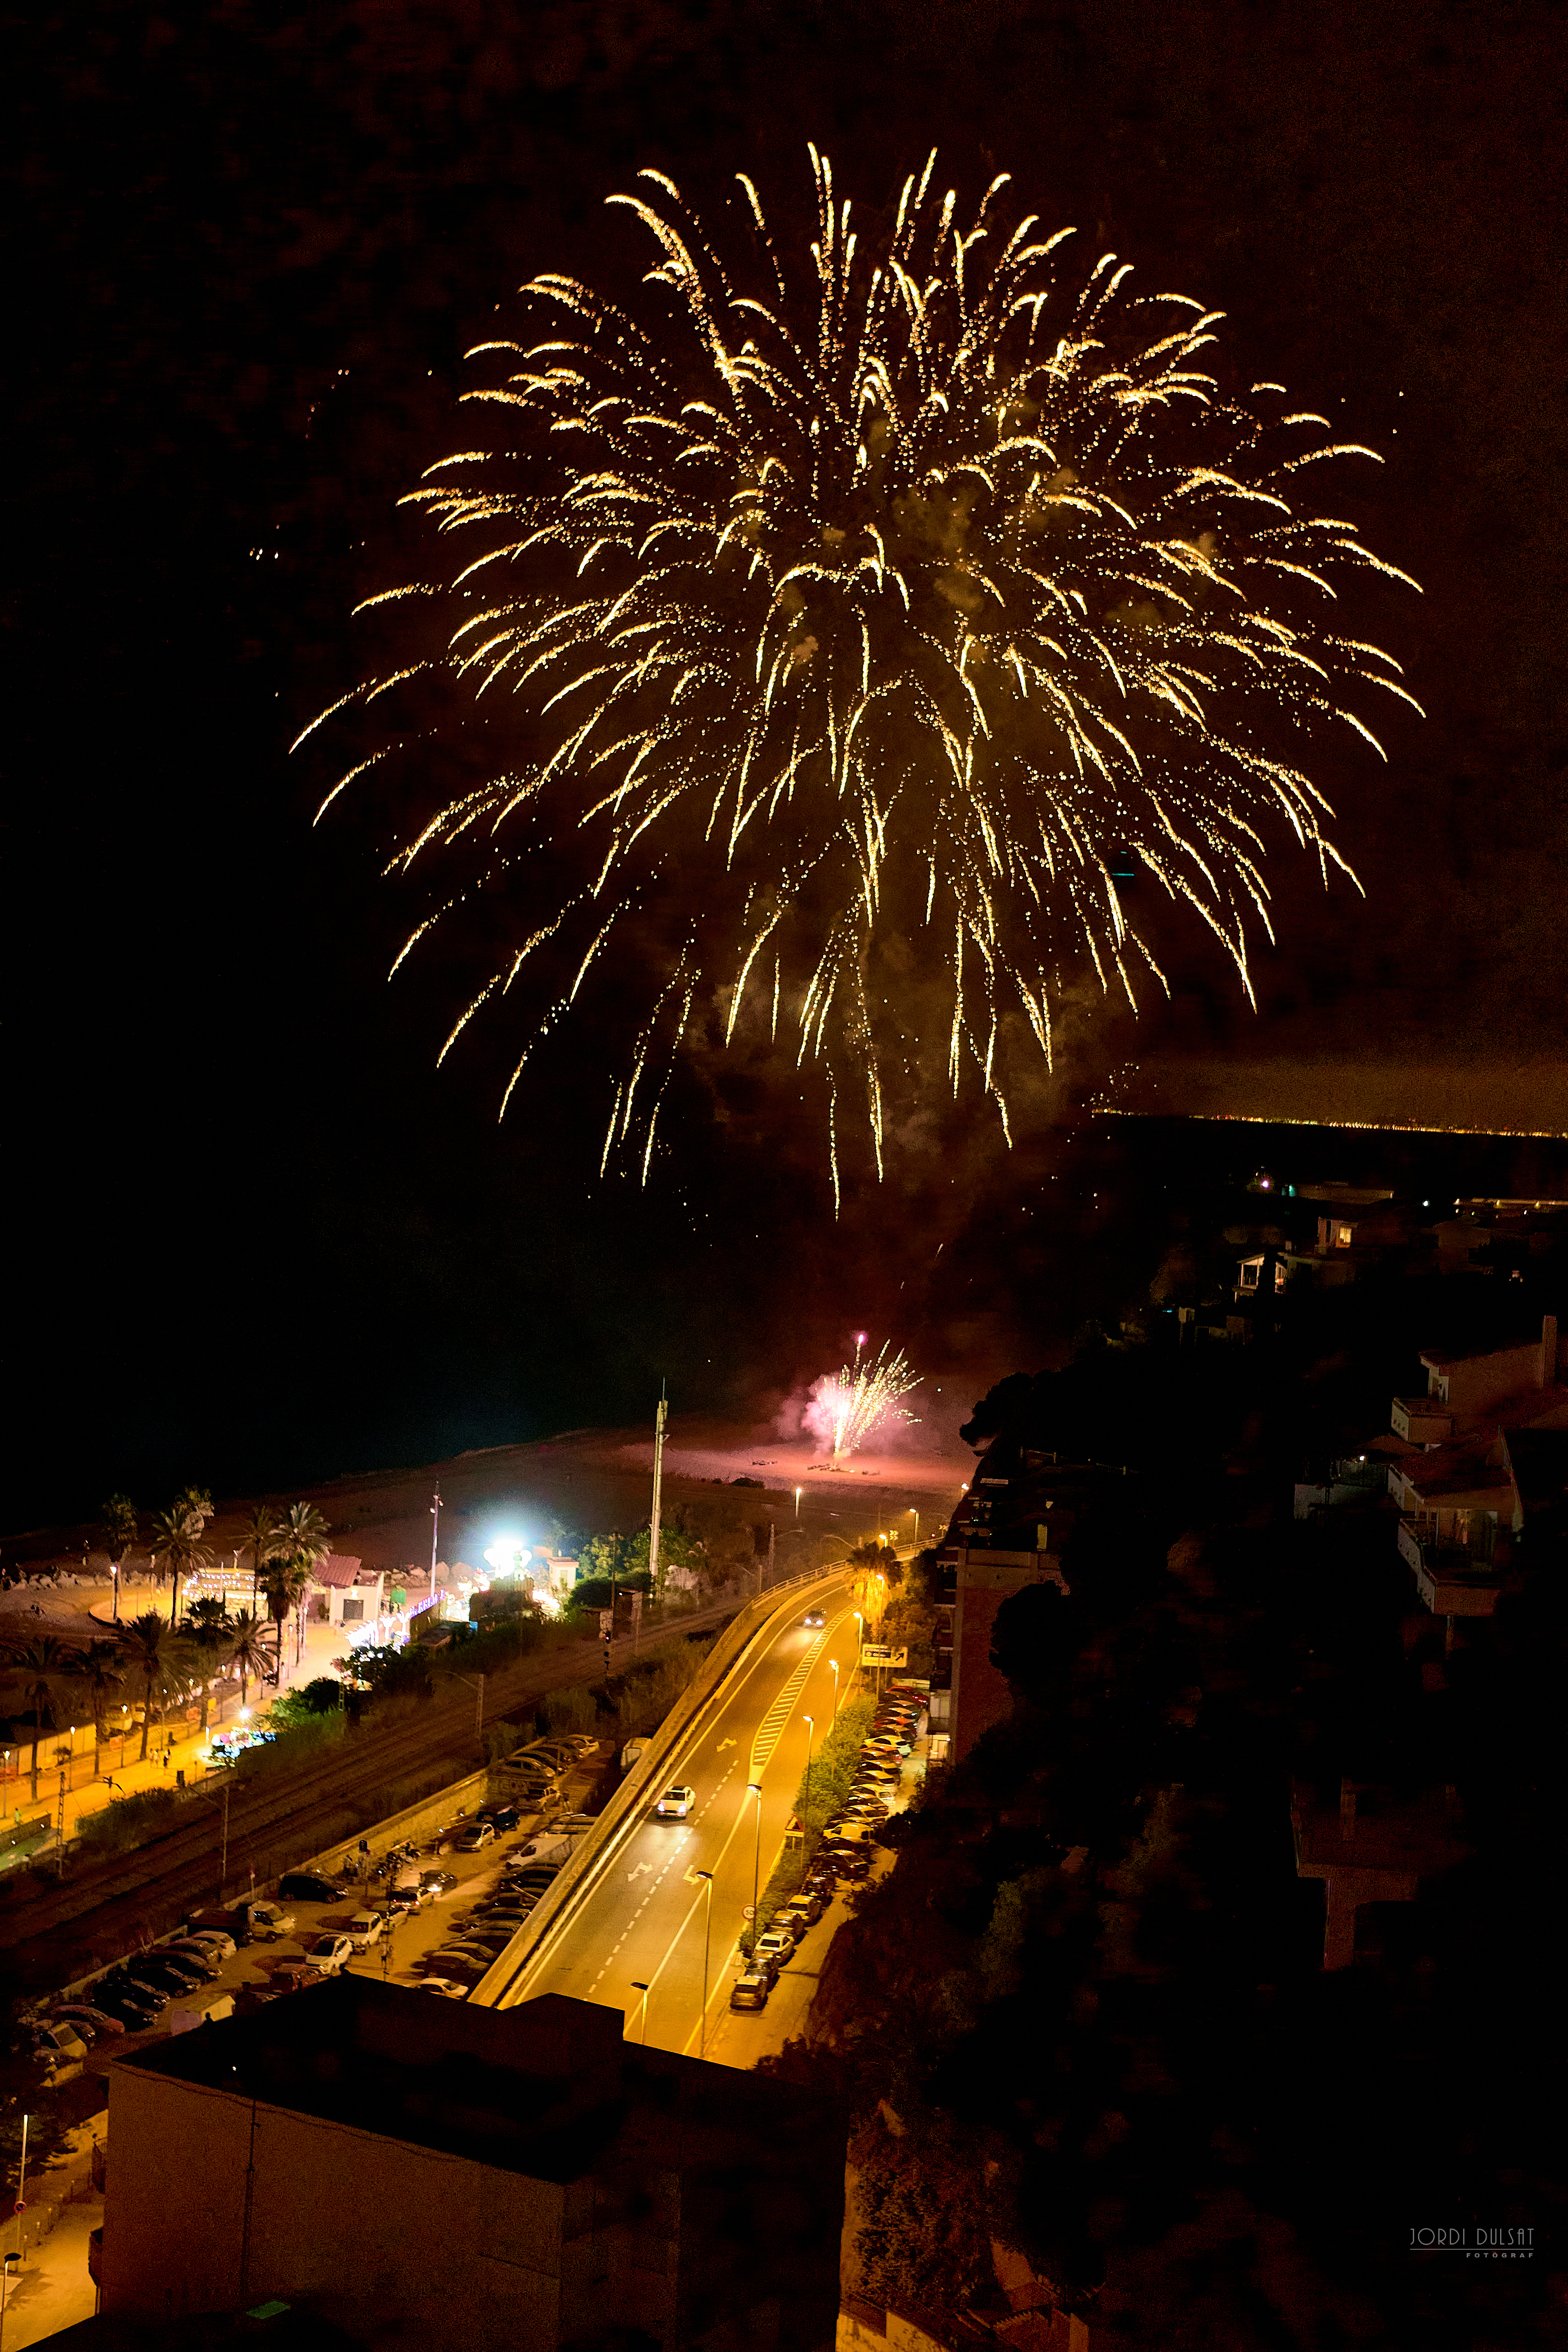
[[301, 149, 1419, 1202]]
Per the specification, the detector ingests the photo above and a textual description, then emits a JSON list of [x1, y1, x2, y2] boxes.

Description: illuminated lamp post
[[827, 1659, 840, 1721], [630, 1980, 650, 2044], [802, 1714, 816, 1847]]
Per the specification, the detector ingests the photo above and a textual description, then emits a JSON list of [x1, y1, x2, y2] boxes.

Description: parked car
[[507, 1863, 560, 1887], [189, 1906, 252, 1949], [266, 1962, 326, 1995], [278, 1873, 345, 1905], [31, 2021, 89, 2063], [509, 1832, 570, 1870], [346, 1910, 387, 1952], [178, 1926, 237, 1960], [455, 1822, 496, 1851], [301, 1933, 354, 1976], [419, 1869, 459, 1899], [245, 1901, 296, 1943], [429, 1946, 495, 1975], [561, 1734, 600, 1757], [419, 1977, 471, 1999], [51, 2004, 126, 2040], [729, 1972, 771, 2012], [753, 1928, 794, 1968], [93, 1977, 165, 2022], [779, 1892, 824, 1933], [123, 1956, 206, 1998], [654, 1785, 694, 1820], [476, 1804, 521, 1833], [387, 1879, 427, 1914], [156, 1940, 219, 1980]]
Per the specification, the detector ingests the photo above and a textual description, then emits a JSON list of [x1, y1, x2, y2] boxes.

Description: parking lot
[[38, 1744, 606, 2072]]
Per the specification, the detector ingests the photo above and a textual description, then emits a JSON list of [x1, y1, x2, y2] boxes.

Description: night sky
[[10, 0, 1565, 1529]]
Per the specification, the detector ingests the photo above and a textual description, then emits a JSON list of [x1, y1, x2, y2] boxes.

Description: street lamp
[[629, 1980, 650, 2045], [794, 1487, 802, 1519], [694, 1870, 714, 2056], [828, 1659, 840, 1720], [747, 1782, 763, 1954], [802, 1715, 816, 1844], [908, 1506, 919, 1547]]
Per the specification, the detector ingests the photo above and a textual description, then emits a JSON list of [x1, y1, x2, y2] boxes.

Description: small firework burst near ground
[[805, 1336, 922, 1458]]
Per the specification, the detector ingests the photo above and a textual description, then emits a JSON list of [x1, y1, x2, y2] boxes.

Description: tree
[[172, 1482, 214, 1530], [265, 1677, 343, 1731], [2, 1636, 81, 1802], [238, 1502, 282, 1610], [121, 1611, 193, 1763], [98, 1495, 138, 1619], [77, 1638, 126, 1776], [273, 1501, 332, 1665], [227, 1611, 271, 1711], [261, 1559, 311, 1675], [147, 1501, 215, 1626], [180, 1597, 234, 1732]]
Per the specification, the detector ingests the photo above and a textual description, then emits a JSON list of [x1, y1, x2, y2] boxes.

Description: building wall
[[1426, 1331, 1553, 1420], [950, 1555, 1063, 1761], [101, 2062, 603, 2352]]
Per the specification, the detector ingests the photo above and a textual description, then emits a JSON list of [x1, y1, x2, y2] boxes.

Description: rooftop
[[114, 1981, 826, 2185]]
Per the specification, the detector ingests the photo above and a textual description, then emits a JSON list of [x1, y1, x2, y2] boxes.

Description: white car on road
[[654, 1785, 694, 1820], [347, 1910, 387, 1951]]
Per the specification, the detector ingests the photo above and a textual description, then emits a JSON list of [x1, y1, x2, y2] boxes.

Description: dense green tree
[[180, 1597, 235, 1732]]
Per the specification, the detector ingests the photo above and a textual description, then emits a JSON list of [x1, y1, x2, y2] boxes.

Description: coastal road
[[490, 1577, 861, 2057]]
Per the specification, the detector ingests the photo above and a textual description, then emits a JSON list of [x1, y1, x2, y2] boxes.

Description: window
[[341, 1598, 364, 1624], [1335, 1224, 1353, 1248]]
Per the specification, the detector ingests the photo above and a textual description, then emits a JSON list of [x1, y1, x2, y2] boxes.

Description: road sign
[[13, 2200, 24, 2214], [742, 1905, 756, 1920], [783, 1816, 804, 1854], [860, 1643, 908, 1666]]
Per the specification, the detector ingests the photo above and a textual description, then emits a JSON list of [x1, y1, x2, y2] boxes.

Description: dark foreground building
[[95, 1983, 842, 2352]]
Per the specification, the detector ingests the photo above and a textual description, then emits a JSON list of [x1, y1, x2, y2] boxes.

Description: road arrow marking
[[627, 1862, 652, 1882], [717, 1737, 736, 1751]]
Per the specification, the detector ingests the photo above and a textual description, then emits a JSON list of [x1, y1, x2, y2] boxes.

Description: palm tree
[[172, 1484, 214, 1530], [227, 1611, 271, 1711], [121, 1611, 193, 1763], [273, 1501, 332, 1666], [262, 1559, 311, 1677], [2, 1636, 83, 1802], [148, 1502, 215, 1627], [78, 1638, 126, 1776], [181, 1597, 233, 1732], [98, 1496, 138, 1622], [237, 1503, 282, 1613]]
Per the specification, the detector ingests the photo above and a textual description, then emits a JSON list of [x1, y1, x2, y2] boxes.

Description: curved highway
[[490, 1575, 859, 2055]]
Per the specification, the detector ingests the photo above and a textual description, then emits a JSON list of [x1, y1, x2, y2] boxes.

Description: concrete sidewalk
[[0, 2117, 104, 2349]]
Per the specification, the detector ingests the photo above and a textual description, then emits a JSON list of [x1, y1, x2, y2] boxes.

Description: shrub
[[75, 1785, 180, 1856]]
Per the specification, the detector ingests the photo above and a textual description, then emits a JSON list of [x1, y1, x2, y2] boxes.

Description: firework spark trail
[[305, 149, 1420, 1188], [805, 1338, 922, 1458]]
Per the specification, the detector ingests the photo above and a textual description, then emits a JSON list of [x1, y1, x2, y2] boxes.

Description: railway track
[[0, 1593, 753, 1997]]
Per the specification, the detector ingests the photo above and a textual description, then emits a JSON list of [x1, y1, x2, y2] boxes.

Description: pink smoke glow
[[802, 1341, 922, 1458]]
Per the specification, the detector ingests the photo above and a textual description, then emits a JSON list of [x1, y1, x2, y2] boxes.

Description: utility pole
[[647, 1387, 666, 1599], [429, 1486, 442, 1594], [220, 1777, 231, 1897], [747, 1782, 763, 1954]]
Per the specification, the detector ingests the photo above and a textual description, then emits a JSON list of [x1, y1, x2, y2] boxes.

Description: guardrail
[[474, 1565, 846, 2009]]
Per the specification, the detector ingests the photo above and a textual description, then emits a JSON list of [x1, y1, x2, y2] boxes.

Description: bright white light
[[484, 1535, 533, 1576]]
